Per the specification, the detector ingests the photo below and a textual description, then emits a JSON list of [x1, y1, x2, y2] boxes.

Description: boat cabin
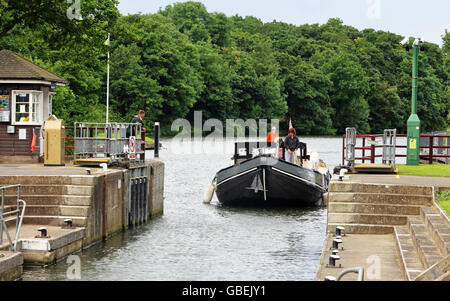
[[0, 49, 67, 163], [233, 140, 308, 165]]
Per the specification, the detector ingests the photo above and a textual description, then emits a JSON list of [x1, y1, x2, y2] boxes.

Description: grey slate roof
[[0, 49, 66, 84]]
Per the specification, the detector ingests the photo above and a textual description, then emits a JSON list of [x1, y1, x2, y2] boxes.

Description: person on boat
[[284, 128, 300, 164], [266, 126, 279, 142]]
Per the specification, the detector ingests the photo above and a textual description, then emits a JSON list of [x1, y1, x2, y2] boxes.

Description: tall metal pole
[[406, 40, 421, 165], [106, 33, 110, 124], [411, 44, 419, 115]]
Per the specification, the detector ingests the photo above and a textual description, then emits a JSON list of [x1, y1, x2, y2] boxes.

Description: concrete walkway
[[317, 172, 449, 281], [0, 163, 106, 176], [315, 233, 405, 281]]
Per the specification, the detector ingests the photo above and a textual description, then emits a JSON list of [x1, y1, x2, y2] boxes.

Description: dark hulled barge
[[211, 141, 330, 206]]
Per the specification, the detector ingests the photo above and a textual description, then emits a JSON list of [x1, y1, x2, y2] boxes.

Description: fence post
[[429, 136, 433, 164], [342, 134, 346, 165], [362, 137, 366, 163], [371, 136, 376, 163]]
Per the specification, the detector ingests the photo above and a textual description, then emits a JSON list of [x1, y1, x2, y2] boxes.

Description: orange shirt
[[266, 132, 279, 142]]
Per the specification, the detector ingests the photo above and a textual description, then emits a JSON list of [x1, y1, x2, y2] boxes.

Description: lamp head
[[399, 37, 409, 46]]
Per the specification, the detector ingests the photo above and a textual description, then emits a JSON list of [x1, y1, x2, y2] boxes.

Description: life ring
[[31, 133, 36, 153]]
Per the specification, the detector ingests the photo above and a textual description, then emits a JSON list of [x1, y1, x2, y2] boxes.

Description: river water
[[22, 137, 345, 281]]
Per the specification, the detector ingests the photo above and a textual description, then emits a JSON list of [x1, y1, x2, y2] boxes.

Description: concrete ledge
[[1, 185, 95, 196], [329, 181, 433, 195], [328, 212, 407, 226], [394, 226, 425, 281], [22, 239, 83, 266], [0, 251, 24, 281], [328, 192, 433, 206], [329, 202, 422, 215], [328, 223, 394, 234], [20, 228, 84, 251], [414, 255, 450, 281]]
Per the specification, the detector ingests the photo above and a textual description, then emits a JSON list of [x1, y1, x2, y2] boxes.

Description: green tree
[[277, 53, 334, 135], [317, 50, 370, 134], [0, 0, 119, 38], [109, 14, 203, 129]]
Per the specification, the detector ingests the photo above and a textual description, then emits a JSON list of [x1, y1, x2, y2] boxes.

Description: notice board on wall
[[0, 95, 10, 122]]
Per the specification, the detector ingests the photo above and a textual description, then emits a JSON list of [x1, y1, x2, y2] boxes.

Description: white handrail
[[13, 200, 26, 251], [336, 267, 365, 281], [0, 185, 26, 251]]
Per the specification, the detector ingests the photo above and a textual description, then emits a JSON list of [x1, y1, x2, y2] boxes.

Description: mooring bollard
[[330, 238, 343, 251], [326, 254, 341, 268], [154, 122, 160, 158], [335, 226, 345, 237], [63, 219, 73, 229], [36, 227, 49, 238]]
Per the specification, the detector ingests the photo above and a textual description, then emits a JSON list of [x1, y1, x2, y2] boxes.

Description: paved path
[[0, 163, 106, 176]]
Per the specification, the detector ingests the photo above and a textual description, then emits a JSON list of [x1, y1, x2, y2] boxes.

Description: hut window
[[11, 90, 43, 125]]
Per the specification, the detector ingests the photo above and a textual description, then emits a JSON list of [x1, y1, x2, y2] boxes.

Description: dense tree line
[[1, 1, 448, 135]]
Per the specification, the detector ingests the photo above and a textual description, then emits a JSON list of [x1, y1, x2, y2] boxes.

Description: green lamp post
[[400, 37, 425, 165]]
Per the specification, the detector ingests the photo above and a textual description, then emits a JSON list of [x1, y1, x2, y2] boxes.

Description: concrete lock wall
[[0, 160, 164, 249], [148, 160, 164, 218], [83, 160, 164, 246], [82, 170, 127, 246]]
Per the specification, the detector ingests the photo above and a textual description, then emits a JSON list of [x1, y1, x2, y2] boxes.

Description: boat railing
[[233, 141, 278, 164]]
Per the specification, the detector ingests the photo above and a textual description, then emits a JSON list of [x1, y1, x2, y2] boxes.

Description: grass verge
[[436, 190, 450, 217], [397, 164, 450, 178]]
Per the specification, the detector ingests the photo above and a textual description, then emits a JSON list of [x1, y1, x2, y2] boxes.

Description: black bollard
[[63, 219, 73, 229], [335, 226, 345, 237], [331, 238, 343, 251], [326, 254, 341, 268], [154, 122, 160, 158]]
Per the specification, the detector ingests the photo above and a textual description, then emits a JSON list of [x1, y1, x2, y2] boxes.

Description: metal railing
[[342, 132, 450, 165], [420, 131, 450, 164], [73, 122, 145, 163], [0, 185, 26, 251], [382, 129, 397, 168], [325, 267, 365, 281]]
